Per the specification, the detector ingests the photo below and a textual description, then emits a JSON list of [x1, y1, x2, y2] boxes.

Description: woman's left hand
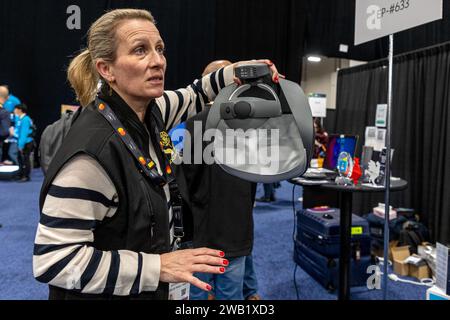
[[232, 59, 284, 85]]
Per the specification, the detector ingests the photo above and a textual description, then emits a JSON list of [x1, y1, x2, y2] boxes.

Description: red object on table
[[351, 157, 362, 185]]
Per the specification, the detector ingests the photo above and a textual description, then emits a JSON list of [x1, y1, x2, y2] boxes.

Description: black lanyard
[[96, 98, 184, 239]]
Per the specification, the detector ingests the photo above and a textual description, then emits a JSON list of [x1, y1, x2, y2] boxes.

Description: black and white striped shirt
[[33, 66, 234, 295]]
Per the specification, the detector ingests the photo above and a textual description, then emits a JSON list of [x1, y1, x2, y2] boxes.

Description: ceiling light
[[307, 56, 322, 63]]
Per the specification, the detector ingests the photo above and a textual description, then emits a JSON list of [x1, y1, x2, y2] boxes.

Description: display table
[[289, 177, 408, 300]]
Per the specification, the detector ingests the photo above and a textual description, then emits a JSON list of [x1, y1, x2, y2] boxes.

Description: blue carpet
[[0, 169, 48, 299], [0, 169, 428, 300]]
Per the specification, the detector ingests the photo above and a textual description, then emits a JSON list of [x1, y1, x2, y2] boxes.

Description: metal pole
[[339, 191, 352, 300], [382, 34, 394, 300]]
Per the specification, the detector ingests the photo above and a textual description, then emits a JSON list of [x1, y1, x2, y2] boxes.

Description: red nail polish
[[220, 267, 225, 273], [219, 251, 225, 257], [274, 76, 279, 83], [223, 259, 229, 266], [206, 284, 212, 291]]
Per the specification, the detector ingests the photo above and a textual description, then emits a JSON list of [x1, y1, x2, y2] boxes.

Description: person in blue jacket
[[0, 86, 21, 114], [13, 104, 34, 181], [0, 86, 21, 165]]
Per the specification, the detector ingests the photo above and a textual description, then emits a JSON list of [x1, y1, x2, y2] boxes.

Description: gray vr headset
[[205, 63, 314, 183]]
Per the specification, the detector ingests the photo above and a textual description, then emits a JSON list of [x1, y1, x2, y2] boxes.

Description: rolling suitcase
[[296, 208, 371, 258], [294, 240, 373, 292]]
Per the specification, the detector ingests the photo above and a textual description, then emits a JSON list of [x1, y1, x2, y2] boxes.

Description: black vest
[[40, 90, 174, 300]]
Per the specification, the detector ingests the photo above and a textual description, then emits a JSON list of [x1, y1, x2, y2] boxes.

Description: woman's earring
[[108, 81, 113, 96]]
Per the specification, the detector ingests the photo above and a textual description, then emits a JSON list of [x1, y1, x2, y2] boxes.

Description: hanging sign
[[308, 93, 327, 118], [375, 104, 387, 127], [355, 0, 443, 45]]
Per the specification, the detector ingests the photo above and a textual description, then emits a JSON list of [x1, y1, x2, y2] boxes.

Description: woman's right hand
[[160, 247, 228, 291]]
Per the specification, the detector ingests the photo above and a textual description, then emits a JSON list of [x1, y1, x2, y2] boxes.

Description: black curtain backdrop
[[0, 0, 306, 147], [334, 43, 450, 244], [214, 0, 307, 82]]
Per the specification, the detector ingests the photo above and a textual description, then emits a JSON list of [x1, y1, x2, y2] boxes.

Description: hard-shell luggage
[[296, 208, 371, 258], [294, 240, 373, 292]]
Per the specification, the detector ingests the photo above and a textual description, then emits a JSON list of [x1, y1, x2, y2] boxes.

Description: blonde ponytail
[[67, 9, 155, 107], [67, 49, 98, 107]]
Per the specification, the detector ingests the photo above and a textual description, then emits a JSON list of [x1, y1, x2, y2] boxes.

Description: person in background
[[13, 104, 34, 182], [0, 86, 21, 165], [5, 123, 19, 165], [185, 60, 262, 300], [0, 96, 11, 163], [243, 254, 260, 300], [256, 183, 277, 203], [313, 117, 328, 160], [39, 109, 79, 175], [0, 85, 21, 114]]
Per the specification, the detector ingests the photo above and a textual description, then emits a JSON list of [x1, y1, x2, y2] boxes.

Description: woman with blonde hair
[[33, 8, 279, 300]]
